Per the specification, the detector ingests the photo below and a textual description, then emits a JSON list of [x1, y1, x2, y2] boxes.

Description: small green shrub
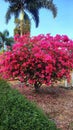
[[0, 79, 59, 130]]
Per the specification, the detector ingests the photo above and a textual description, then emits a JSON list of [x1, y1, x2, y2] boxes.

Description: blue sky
[[0, 0, 73, 39]]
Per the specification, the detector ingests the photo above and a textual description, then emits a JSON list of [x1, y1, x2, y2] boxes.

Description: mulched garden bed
[[10, 81, 73, 130]]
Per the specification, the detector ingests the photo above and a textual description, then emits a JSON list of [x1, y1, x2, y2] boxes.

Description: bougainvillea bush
[[0, 34, 73, 90]]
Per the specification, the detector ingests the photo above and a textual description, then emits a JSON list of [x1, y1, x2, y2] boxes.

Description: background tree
[[4, 0, 57, 35], [14, 17, 30, 35], [0, 30, 14, 50]]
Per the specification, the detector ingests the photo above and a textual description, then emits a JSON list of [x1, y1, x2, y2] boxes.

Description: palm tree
[[0, 30, 14, 50], [4, 0, 57, 35]]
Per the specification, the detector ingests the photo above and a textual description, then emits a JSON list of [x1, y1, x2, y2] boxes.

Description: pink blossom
[[0, 33, 73, 88]]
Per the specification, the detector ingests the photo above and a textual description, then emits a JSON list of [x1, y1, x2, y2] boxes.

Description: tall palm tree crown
[[4, 0, 57, 28]]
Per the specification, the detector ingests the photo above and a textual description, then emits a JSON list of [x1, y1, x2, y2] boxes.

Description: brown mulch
[[10, 81, 73, 130]]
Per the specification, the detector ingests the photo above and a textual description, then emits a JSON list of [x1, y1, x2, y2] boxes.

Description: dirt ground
[[10, 81, 73, 130]]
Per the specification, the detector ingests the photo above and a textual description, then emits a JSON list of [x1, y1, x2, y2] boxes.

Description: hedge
[[0, 79, 59, 130]]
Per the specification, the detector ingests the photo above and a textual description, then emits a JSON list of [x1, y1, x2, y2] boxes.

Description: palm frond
[[3, 30, 9, 37], [27, 9, 39, 27], [5, 37, 14, 46], [6, 3, 21, 23], [6, 7, 12, 23], [38, 0, 57, 17], [24, 12, 30, 21], [0, 32, 5, 42]]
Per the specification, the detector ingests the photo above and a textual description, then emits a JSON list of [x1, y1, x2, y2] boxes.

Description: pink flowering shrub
[[0, 33, 73, 90]]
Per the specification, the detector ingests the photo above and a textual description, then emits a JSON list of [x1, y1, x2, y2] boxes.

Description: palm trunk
[[4, 41, 7, 51], [20, 9, 25, 36]]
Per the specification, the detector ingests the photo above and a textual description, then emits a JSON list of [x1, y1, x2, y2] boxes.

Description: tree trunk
[[34, 81, 41, 92], [3, 42, 5, 50], [20, 9, 25, 36]]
